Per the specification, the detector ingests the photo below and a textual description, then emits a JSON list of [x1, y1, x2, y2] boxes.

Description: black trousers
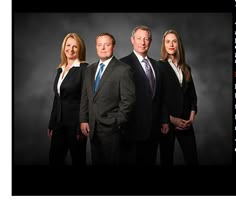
[[135, 140, 159, 165], [49, 123, 87, 166], [90, 123, 121, 165], [160, 126, 198, 166], [119, 132, 160, 166]]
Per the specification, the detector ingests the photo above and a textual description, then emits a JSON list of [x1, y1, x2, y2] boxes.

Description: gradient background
[[13, 13, 232, 165]]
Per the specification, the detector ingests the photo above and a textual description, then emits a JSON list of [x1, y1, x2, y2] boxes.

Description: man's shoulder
[[87, 62, 97, 69], [117, 59, 132, 70], [148, 57, 158, 64], [120, 53, 133, 62], [154, 59, 167, 67], [154, 60, 170, 74]]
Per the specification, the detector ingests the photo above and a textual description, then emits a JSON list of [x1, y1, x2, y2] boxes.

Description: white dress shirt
[[168, 58, 183, 85], [57, 59, 80, 95], [133, 50, 156, 79]]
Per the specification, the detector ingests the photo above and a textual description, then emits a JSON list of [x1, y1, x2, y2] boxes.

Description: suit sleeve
[[117, 65, 136, 126], [159, 69, 170, 124], [77, 64, 87, 134], [188, 75, 198, 114], [48, 95, 57, 130], [79, 68, 89, 123]]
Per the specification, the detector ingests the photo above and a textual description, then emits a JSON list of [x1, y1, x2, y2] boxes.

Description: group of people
[[47, 25, 198, 166]]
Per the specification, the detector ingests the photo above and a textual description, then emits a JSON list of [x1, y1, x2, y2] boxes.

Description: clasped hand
[[170, 116, 193, 130]]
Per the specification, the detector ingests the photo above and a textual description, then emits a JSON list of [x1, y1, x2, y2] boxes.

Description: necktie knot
[[142, 59, 151, 70], [99, 63, 105, 71]]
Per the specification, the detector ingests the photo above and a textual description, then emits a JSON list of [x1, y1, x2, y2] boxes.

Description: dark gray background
[[13, 13, 232, 165]]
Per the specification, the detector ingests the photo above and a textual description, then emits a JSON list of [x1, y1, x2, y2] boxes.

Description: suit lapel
[[182, 78, 188, 92], [53, 68, 62, 93], [58, 67, 78, 96], [167, 63, 182, 87], [131, 53, 156, 96], [130, 53, 146, 76], [94, 57, 117, 97], [90, 63, 98, 93], [149, 58, 159, 82], [65, 66, 77, 79], [61, 66, 77, 85], [148, 58, 157, 96]]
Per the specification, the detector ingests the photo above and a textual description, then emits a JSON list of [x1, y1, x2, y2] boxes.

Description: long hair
[[160, 29, 191, 81], [58, 33, 86, 68]]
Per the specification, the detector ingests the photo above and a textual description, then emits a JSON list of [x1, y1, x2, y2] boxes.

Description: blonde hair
[[160, 29, 190, 81], [58, 33, 86, 68]]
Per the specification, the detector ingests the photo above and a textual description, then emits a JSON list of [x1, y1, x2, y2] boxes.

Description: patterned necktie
[[94, 63, 105, 93], [142, 58, 156, 95]]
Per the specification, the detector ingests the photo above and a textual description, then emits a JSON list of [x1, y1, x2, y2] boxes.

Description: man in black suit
[[120, 25, 169, 165], [80, 32, 136, 165]]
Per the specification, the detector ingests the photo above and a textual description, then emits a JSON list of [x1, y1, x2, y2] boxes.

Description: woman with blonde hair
[[48, 33, 88, 166]]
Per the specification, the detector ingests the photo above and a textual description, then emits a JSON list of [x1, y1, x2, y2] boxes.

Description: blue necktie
[[94, 63, 105, 93], [142, 59, 156, 95]]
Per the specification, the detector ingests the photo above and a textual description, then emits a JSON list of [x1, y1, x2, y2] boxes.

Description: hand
[[161, 123, 169, 134], [184, 119, 193, 129], [47, 129, 53, 137], [170, 116, 189, 130], [80, 123, 90, 137]]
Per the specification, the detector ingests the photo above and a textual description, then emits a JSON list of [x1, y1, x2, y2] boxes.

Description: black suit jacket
[[120, 52, 168, 142], [48, 63, 88, 133], [157, 60, 197, 120], [80, 56, 136, 139]]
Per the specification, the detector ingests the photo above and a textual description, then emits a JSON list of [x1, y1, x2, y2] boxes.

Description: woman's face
[[64, 37, 78, 60], [164, 33, 178, 55]]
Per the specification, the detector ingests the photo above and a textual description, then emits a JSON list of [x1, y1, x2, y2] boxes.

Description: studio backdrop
[[13, 13, 232, 165]]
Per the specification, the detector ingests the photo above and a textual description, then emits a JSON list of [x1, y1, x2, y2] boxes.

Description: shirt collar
[[167, 58, 172, 63], [61, 59, 80, 69], [133, 50, 148, 63], [99, 56, 113, 67], [168, 58, 178, 67]]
